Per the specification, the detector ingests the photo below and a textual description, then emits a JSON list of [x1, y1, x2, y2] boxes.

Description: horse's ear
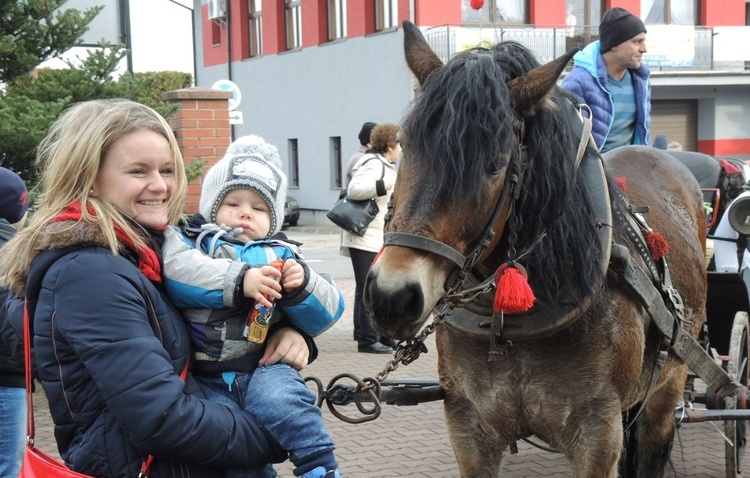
[[403, 20, 443, 86], [508, 48, 578, 116]]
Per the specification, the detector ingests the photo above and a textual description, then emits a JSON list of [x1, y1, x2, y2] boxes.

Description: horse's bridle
[[382, 120, 530, 305]]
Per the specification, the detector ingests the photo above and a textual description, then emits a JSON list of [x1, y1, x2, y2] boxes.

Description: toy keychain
[[244, 259, 285, 343]]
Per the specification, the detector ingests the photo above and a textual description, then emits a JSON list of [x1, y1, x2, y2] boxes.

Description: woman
[[342, 123, 400, 354], [0, 99, 314, 477]]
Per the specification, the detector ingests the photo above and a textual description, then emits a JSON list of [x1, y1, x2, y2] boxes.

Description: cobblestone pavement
[[31, 226, 739, 477]]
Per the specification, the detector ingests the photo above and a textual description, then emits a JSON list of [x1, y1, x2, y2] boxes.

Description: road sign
[[211, 79, 242, 111], [229, 110, 244, 125]]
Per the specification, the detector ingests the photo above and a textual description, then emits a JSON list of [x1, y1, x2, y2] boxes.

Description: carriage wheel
[[725, 311, 749, 478]]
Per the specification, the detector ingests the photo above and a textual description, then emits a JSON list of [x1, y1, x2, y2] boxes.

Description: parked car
[[284, 195, 300, 227]]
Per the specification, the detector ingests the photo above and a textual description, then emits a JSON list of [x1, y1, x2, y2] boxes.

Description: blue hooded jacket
[[561, 40, 651, 151]]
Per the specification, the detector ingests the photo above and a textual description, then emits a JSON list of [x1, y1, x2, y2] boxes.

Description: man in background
[[562, 7, 651, 153]]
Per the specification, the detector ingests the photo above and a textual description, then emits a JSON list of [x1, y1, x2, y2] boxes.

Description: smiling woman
[[0, 99, 303, 477], [92, 129, 175, 229]]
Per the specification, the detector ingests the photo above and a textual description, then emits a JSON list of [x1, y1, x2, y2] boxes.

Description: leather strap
[[611, 251, 741, 397]]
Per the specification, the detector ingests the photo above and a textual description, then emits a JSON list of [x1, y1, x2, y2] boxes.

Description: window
[[565, 0, 604, 47], [285, 0, 302, 50], [375, 0, 398, 31], [641, 0, 697, 25], [247, 0, 262, 57], [288, 139, 300, 187], [327, 0, 347, 41], [211, 21, 222, 46], [461, 0, 527, 24], [330, 137, 343, 188]]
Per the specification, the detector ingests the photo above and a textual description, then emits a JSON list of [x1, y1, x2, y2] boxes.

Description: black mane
[[403, 41, 604, 311]]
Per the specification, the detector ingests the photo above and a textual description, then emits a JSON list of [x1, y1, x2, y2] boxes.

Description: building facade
[[191, 0, 750, 221]]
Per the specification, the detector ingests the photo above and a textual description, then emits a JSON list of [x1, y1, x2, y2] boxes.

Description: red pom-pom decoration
[[493, 263, 536, 313], [470, 0, 485, 10], [644, 230, 669, 261], [615, 177, 627, 191]]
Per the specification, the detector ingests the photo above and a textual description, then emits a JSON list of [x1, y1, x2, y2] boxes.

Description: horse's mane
[[403, 41, 603, 311]]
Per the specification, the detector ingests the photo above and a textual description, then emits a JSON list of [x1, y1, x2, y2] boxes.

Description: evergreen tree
[[0, 0, 102, 84]]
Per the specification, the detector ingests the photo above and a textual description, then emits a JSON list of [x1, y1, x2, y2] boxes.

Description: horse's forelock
[[402, 41, 602, 311], [403, 47, 518, 206]]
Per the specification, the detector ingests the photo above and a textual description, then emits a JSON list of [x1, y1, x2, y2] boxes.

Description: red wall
[[347, 0, 369, 37], [703, 0, 746, 26], [607, 0, 641, 15], [529, 0, 564, 26], [415, 0, 459, 26]]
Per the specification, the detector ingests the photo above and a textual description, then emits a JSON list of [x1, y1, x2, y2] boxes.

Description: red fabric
[[470, 0, 484, 10], [719, 159, 742, 175], [645, 230, 669, 261], [51, 202, 163, 283], [615, 177, 627, 191], [493, 263, 536, 313]]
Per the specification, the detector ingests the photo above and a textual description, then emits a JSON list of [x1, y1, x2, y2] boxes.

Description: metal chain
[[375, 301, 455, 382]]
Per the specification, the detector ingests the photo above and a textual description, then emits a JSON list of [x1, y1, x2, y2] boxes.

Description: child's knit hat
[[199, 135, 288, 236]]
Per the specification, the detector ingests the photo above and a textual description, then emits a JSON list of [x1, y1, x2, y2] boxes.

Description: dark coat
[[23, 220, 289, 478], [0, 219, 24, 387]]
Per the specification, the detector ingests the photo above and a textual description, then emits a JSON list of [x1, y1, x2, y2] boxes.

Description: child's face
[[215, 188, 272, 242]]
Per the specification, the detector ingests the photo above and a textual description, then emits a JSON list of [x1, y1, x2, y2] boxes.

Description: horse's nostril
[[366, 278, 424, 332]]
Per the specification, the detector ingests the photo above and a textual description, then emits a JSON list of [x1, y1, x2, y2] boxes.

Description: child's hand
[[243, 266, 282, 309], [281, 259, 304, 292]]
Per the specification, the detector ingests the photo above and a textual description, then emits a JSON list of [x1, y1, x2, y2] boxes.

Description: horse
[[363, 21, 709, 477]]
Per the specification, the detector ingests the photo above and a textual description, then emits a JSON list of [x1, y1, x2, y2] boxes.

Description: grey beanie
[[599, 7, 646, 53], [200, 135, 288, 236]]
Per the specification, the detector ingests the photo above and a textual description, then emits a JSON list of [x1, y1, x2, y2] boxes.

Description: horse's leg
[[565, 400, 623, 478], [631, 367, 686, 477], [443, 395, 505, 478]]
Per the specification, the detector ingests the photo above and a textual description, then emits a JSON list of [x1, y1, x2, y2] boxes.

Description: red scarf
[[51, 201, 164, 283]]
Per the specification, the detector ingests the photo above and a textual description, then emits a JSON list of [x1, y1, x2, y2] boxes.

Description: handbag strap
[[352, 155, 386, 188], [24, 299, 190, 477]]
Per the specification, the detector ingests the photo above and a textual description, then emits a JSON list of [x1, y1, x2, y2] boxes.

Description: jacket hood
[[10, 220, 110, 295]]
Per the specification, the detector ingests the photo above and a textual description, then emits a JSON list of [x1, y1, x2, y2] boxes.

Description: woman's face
[[93, 129, 174, 229], [386, 140, 402, 163]]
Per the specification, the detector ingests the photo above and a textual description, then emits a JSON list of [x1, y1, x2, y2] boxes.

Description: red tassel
[[644, 230, 669, 260], [615, 177, 627, 191], [470, 0, 484, 10], [493, 263, 536, 313]]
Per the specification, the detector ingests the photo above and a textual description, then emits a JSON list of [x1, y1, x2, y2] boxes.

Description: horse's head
[[364, 21, 580, 339]]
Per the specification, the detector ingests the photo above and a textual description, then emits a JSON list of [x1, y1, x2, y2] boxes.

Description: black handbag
[[327, 157, 385, 236]]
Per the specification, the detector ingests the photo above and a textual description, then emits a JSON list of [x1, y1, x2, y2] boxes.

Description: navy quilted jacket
[[23, 220, 287, 478], [561, 40, 651, 151]]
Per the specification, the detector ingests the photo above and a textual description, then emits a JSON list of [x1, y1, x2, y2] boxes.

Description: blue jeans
[[197, 364, 336, 478], [0, 386, 26, 478]]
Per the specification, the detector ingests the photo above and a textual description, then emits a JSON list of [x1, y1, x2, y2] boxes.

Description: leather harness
[[382, 103, 740, 398]]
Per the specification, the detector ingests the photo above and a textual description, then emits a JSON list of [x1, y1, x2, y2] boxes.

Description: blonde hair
[[0, 99, 186, 294]]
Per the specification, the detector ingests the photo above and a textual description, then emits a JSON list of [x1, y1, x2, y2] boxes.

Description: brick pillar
[[161, 87, 232, 214]]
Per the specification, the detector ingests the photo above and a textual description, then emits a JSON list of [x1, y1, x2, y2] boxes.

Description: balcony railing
[[424, 24, 750, 72]]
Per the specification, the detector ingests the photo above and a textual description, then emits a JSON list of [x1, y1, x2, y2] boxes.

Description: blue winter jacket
[[163, 223, 344, 375], [20, 220, 290, 478], [561, 40, 651, 151]]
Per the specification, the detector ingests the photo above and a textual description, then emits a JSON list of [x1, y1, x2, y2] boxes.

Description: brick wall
[[161, 87, 233, 214]]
